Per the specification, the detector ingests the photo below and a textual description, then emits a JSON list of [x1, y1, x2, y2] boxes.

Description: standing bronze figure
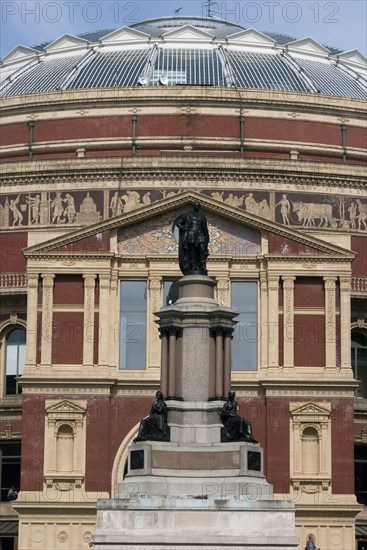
[[172, 201, 210, 275]]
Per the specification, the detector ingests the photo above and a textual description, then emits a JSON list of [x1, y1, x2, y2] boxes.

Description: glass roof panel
[[1, 55, 83, 95], [294, 57, 367, 99], [152, 48, 224, 86], [226, 51, 311, 92], [68, 50, 150, 88]]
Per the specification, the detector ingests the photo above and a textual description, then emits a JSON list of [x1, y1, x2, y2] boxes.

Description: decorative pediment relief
[[23, 191, 354, 261], [290, 402, 331, 423], [45, 399, 87, 418], [117, 208, 261, 257]]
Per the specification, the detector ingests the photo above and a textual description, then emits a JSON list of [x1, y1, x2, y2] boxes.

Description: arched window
[[302, 426, 320, 475], [56, 424, 74, 472], [5, 328, 26, 395], [352, 329, 367, 398]]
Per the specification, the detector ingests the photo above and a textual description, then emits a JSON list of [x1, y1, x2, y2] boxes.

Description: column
[[99, 274, 111, 367], [324, 277, 337, 368], [160, 328, 169, 398], [339, 276, 351, 369], [83, 275, 96, 367], [147, 276, 162, 368], [26, 273, 39, 367], [41, 273, 55, 366], [168, 327, 176, 398], [259, 273, 268, 368], [215, 328, 224, 398], [223, 330, 232, 397], [267, 275, 279, 367], [282, 276, 296, 367], [109, 272, 119, 367]]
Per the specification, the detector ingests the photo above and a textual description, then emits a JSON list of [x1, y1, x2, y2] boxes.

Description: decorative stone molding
[[267, 275, 280, 367], [44, 399, 87, 491], [282, 276, 296, 367], [290, 402, 331, 499], [83, 274, 96, 367], [41, 273, 55, 366], [323, 277, 337, 368]]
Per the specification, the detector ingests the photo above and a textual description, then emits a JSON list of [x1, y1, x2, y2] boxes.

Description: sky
[[1, 0, 366, 58]]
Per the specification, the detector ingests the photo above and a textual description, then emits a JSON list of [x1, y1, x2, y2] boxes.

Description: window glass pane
[[119, 281, 147, 370], [231, 282, 258, 371], [5, 329, 26, 395], [163, 281, 179, 306], [352, 331, 367, 398], [0, 443, 21, 502]]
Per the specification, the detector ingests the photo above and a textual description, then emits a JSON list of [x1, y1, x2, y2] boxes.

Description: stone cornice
[[1, 157, 365, 191], [0, 86, 366, 118]]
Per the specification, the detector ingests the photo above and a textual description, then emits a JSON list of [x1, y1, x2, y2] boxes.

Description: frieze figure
[[9, 195, 23, 226], [27, 194, 41, 224], [172, 201, 210, 275], [220, 391, 257, 443], [276, 194, 291, 225], [134, 391, 170, 442]]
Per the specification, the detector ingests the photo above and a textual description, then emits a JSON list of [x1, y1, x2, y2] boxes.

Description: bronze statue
[[172, 201, 210, 275], [135, 391, 170, 442], [220, 391, 257, 443]]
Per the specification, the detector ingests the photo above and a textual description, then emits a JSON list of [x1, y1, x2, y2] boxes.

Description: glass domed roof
[[1, 16, 366, 99]]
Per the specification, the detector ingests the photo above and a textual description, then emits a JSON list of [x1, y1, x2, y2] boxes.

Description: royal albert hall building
[[0, 15, 366, 550]]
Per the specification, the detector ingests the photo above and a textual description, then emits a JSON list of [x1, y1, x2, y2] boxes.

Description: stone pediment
[[162, 25, 214, 43], [101, 27, 151, 45], [23, 191, 354, 260], [44, 34, 90, 53], [45, 399, 86, 416], [1, 45, 39, 65], [290, 402, 331, 423], [285, 37, 330, 58], [226, 29, 276, 48]]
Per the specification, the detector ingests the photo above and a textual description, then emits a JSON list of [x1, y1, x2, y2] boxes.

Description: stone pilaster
[[282, 276, 296, 367], [41, 274, 55, 366], [216, 276, 230, 306], [267, 275, 279, 367], [26, 273, 39, 367], [323, 277, 337, 368], [259, 272, 268, 368], [99, 274, 111, 367], [83, 275, 96, 367], [147, 276, 162, 369], [339, 276, 351, 369], [110, 272, 119, 367]]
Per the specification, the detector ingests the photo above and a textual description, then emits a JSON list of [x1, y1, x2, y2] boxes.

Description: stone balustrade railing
[[351, 277, 367, 293], [0, 273, 28, 289]]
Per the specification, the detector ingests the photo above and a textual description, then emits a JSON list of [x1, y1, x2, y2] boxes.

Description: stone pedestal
[[93, 276, 299, 549]]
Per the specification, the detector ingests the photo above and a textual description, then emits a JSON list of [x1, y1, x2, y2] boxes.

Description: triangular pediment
[[45, 399, 86, 415], [162, 25, 214, 43], [285, 37, 330, 58], [290, 402, 331, 417], [337, 49, 366, 65], [23, 191, 355, 261], [45, 34, 90, 53], [101, 27, 150, 44], [1, 45, 39, 65], [226, 28, 276, 47]]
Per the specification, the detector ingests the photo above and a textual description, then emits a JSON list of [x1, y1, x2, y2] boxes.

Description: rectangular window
[[0, 443, 21, 502], [119, 281, 147, 370], [231, 281, 258, 371], [163, 280, 179, 306]]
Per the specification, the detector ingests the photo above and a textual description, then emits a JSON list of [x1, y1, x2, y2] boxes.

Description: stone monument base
[[93, 440, 299, 550]]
